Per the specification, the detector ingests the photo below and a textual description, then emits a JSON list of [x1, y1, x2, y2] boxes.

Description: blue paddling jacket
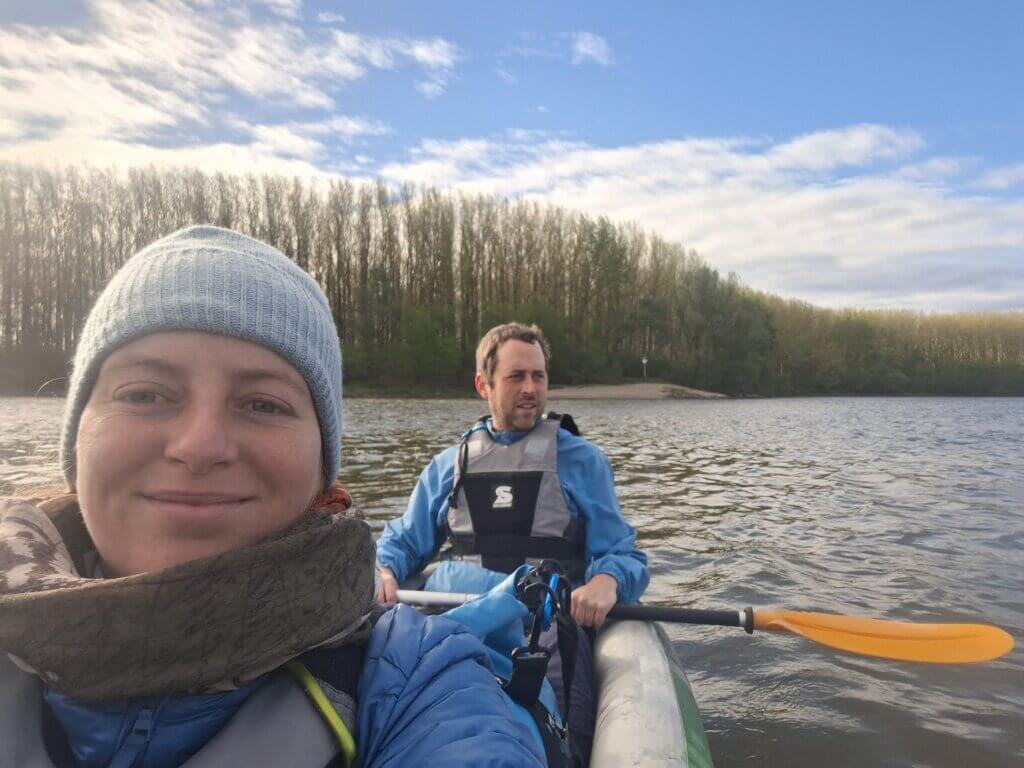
[[377, 418, 650, 601]]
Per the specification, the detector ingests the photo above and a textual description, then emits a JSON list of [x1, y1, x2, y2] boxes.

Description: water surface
[[2, 396, 1022, 766]]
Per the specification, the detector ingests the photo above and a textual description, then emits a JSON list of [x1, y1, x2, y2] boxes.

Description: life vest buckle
[[501, 645, 552, 707]]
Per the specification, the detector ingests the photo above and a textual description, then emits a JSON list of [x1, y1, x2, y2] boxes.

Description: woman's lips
[[140, 492, 254, 523], [145, 492, 250, 504]]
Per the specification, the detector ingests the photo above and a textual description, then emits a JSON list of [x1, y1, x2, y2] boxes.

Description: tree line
[[1, 163, 1022, 396]]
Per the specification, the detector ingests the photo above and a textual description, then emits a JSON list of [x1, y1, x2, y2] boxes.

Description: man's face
[[475, 339, 548, 432]]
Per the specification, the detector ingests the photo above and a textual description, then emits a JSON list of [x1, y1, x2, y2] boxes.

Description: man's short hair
[[476, 322, 551, 382]]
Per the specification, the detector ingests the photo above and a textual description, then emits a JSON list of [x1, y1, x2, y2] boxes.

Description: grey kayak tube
[[590, 621, 713, 768]]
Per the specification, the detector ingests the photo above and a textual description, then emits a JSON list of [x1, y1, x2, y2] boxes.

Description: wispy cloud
[[380, 124, 1024, 311], [571, 31, 612, 66], [494, 67, 519, 85], [230, 116, 391, 160], [977, 163, 1024, 190], [317, 12, 346, 24], [257, 0, 302, 19], [0, 0, 458, 167]]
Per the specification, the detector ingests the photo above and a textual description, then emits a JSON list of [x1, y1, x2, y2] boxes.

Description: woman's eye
[[124, 390, 162, 404], [249, 399, 285, 415]]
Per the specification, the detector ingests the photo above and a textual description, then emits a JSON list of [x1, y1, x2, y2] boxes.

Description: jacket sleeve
[[558, 432, 651, 603], [374, 446, 457, 583], [357, 605, 547, 768]]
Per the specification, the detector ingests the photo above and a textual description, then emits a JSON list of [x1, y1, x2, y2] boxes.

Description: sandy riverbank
[[548, 382, 726, 400]]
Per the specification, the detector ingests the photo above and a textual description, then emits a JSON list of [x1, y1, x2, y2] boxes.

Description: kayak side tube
[[590, 621, 714, 768]]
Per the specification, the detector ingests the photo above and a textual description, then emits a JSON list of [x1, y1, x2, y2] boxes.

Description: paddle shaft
[[395, 589, 753, 631], [609, 603, 751, 631]]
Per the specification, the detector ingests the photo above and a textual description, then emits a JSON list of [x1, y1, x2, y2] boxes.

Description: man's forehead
[[494, 339, 546, 371]]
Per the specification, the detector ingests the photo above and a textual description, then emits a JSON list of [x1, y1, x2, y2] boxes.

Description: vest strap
[[527, 698, 575, 768], [448, 531, 585, 561], [285, 661, 357, 767]]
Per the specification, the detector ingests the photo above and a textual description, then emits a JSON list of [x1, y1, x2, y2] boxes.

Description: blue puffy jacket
[[39, 589, 549, 768], [358, 600, 552, 767]]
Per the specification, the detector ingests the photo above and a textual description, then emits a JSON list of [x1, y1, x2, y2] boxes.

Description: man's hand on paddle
[[571, 573, 618, 627], [377, 566, 399, 603]]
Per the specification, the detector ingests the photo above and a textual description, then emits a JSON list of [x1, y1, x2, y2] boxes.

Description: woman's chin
[[107, 539, 244, 575]]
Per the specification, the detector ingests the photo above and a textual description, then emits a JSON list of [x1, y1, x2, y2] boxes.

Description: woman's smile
[[139, 491, 257, 524]]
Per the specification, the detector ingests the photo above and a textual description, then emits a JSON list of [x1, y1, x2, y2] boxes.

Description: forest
[[2, 163, 1022, 396]]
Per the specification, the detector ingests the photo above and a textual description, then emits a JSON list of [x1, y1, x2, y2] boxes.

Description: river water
[[1, 395, 1022, 766]]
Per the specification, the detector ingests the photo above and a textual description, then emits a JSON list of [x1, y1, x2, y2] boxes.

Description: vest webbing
[[443, 415, 587, 582], [286, 661, 356, 767]]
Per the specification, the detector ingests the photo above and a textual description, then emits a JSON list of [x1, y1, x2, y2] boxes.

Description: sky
[[1, 1, 1022, 313]]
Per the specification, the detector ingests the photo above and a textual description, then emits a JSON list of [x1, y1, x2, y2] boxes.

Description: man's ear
[[474, 371, 489, 400]]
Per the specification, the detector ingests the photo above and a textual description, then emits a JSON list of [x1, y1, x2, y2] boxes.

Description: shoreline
[[340, 381, 728, 400], [548, 382, 727, 400]]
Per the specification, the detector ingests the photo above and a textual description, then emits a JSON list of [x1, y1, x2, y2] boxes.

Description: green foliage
[[391, 306, 461, 383]]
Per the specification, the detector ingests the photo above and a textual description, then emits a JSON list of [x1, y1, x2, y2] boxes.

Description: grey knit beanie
[[60, 225, 342, 490]]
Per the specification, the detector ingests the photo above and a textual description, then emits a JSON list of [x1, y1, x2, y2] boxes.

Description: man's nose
[[163, 399, 237, 474]]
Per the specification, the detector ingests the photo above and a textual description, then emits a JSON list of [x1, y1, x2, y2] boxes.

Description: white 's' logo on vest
[[493, 485, 514, 509]]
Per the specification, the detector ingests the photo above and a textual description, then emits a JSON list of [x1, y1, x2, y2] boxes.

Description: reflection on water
[[2, 395, 1023, 766]]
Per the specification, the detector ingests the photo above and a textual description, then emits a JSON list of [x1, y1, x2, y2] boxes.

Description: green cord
[[285, 660, 358, 767]]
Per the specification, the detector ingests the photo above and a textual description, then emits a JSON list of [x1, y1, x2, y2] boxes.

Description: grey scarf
[[0, 488, 375, 701]]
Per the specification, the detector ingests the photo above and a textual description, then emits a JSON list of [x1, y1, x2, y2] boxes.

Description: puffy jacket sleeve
[[357, 605, 547, 768]]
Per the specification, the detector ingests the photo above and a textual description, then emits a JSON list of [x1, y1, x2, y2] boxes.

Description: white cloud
[[572, 31, 612, 66], [416, 80, 446, 99], [380, 124, 1024, 311], [317, 12, 346, 24], [977, 163, 1024, 190], [766, 124, 923, 171], [894, 157, 964, 182], [0, 117, 25, 141], [255, 0, 302, 19], [494, 67, 518, 85], [0, 0, 458, 165], [2, 134, 343, 181], [405, 38, 460, 69], [307, 116, 391, 136]]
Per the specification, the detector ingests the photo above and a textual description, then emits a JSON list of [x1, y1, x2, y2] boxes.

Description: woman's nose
[[163, 400, 237, 474]]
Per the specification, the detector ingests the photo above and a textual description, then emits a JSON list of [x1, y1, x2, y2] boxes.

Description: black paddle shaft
[[609, 604, 754, 632]]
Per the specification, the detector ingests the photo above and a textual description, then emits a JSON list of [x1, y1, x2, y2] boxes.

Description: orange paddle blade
[[753, 610, 1014, 664]]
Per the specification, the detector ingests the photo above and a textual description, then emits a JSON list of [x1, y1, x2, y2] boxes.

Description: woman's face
[[76, 331, 324, 576]]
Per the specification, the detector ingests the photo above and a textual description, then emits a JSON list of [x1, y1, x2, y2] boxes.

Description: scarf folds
[[0, 484, 375, 702]]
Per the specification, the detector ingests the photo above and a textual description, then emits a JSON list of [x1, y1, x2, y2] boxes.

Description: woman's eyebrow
[[232, 368, 310, 398], [103, 357, 183, 377], [102, 359, 308, 398]]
